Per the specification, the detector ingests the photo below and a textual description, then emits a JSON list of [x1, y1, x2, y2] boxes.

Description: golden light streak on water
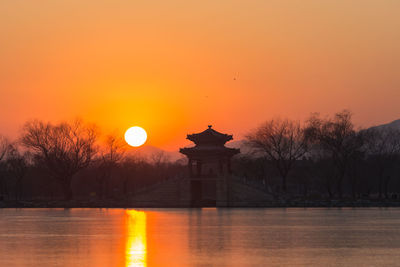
[[125, 210, 147, 267]]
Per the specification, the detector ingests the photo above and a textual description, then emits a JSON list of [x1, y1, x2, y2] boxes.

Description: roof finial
[[208, 125, 212, 129]]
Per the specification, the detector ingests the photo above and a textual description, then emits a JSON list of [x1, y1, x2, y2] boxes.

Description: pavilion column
[[189, 159, 194, 177], [197, 160, 202, 177], [218, 159, 223, 175], [227, 158, 232, 174]]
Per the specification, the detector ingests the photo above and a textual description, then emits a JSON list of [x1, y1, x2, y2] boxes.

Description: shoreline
[[2, 200, 400, 209]]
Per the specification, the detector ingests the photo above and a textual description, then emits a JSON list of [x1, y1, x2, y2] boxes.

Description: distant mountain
[[125, 145, 185, 163], [226, 139, 259, 156], [368, 119, 400, 131], [225, 140, 244, 149]]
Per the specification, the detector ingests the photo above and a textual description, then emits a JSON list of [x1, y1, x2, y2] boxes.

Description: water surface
[[1, 208, 400, 266]]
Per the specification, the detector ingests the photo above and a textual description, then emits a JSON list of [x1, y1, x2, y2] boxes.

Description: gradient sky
[[1, 0, 400, 150]]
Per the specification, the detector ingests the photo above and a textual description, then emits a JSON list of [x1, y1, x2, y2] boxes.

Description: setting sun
[[125, 126, 147, 147]]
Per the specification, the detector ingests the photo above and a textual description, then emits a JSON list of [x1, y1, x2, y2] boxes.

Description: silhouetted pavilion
[[180, 125, 240, 206], [131, 126, 272, 207]]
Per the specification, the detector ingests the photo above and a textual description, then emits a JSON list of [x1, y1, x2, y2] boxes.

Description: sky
[[1, 0, 400, 150]]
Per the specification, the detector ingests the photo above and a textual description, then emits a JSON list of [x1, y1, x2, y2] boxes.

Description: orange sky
[[1, 0, 400, 150]]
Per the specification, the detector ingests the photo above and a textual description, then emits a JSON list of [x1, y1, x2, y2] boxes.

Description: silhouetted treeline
[[1, 110, 400, 203], [0, 119, 186, 201], [235, 110, 400, 200]]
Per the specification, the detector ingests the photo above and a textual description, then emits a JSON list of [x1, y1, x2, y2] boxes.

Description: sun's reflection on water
[[125, 210, 147, 267]]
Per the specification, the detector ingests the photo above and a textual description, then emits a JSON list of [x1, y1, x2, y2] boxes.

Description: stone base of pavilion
[[129, 176, 274, 208]]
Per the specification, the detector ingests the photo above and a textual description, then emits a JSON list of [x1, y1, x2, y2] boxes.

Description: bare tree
[[119, 155, 147, 196], [0, 135, 10, 200], [364, 127, 400, 199], [21, 119, 97, 200], [95, 134, 126, 199], [6, 144, 30, 200], [306, 110, 364, 198], [0, 135, 9, 162], [150, 150, 170, 167], [246, 118, 309, 193]]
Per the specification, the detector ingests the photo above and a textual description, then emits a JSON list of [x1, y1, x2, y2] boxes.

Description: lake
[[1, 208, 400, 266]]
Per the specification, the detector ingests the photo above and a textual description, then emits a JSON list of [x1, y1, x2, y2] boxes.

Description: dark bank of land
[[2, 199, 400, 209], [2, 110, 400, 208]]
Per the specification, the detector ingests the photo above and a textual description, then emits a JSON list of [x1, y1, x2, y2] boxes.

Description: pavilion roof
[[187, 125, 232, 145]]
